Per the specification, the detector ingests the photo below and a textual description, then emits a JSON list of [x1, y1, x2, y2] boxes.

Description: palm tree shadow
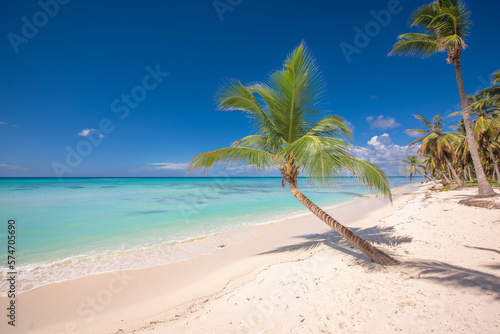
[[259, 226, 411, 263], [402, 260, 500, 300], [464, 245, 500, 255], [259, 228, 500, 299]]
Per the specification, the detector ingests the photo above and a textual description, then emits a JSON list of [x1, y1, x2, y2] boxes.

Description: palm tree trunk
[[286, 181, 400, 266], [444, 156, 464, 187], [486, 139, 500, 184], [467, 166, 474, 183], [441, 170, 451, 183], [423, 173, 437, 184], [454, 61, 496, 196]]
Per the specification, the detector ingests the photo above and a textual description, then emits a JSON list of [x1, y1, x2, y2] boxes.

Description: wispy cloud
[[0, 163, 29, 171], [371, 95, 377, 99], [78, 128, 104, 138], [405, 130, 423, 138], [147, 162, 189, 170], [0, 122, 5, 125], [366, 115, 400, 130]]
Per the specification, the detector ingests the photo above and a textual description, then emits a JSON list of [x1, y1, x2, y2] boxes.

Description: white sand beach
[[2, 183, 499, 334]]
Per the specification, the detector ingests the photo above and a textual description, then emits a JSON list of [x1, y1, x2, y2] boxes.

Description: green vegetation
[[389, 0, 497, 197], [390, 0, 499, 197]]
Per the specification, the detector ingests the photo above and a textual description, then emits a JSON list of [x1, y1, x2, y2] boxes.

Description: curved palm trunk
[[444, 156, 464, 187], [486, 139, 500, 184], [423, 172, 437, 184], [287, 181, 400, 266], [454, 61, 496, 196], [440, 169, 450, 183]]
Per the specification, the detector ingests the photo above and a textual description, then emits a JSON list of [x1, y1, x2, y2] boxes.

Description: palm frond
[[493, 70, 500, 85], [410, 3, 439, 29], [188, 147, 275, 173], [413, 114, 433, 128], [216, 80, 276, 135], [277, 135, 351, 181], [344, 158, 392, 202], [305, 116, 353, 138], [388, 33, 441, 57], [266, 41, 327, 144]]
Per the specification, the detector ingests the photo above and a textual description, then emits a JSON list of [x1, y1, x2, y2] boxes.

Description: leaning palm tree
[[406, 114, 464, 186], [188, 43, 400, 265], [400, 155, 424, 181], [388, 0, 495, 197]]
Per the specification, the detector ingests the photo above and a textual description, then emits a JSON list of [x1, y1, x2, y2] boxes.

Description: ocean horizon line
[[0, 175, 417, 179]]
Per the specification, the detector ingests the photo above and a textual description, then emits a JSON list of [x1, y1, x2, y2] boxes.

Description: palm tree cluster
[[403, 81, 500, 186], [389, 0, 498, 196]]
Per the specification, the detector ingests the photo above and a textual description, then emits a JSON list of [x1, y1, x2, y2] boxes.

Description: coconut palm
[[188, 43, 399, 265], [388, 0, 495, 197], [406, 114, 464, 186], [400, 155, 424, 181]]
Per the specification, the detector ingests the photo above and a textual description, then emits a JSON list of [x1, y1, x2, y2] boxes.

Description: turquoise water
[[0, 177, 421, 293]]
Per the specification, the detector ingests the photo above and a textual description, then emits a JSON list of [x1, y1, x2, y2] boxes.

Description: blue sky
[[1, 0, 498, 177]]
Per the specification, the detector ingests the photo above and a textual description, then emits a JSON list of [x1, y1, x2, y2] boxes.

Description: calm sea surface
[[0, 177, 422, 293]]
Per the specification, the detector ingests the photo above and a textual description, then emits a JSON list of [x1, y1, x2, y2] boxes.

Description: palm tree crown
[[388, 0, 470, 63], [189, 42, 390, 196], [401, 155, 424, 181]]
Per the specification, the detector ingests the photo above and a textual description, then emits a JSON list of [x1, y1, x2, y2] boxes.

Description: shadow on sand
[[402, 260, 500, 300], [259, 226, 500, 299], [258, 225, 411, 262]]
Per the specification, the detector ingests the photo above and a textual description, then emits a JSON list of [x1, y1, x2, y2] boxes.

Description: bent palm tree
[[406, 114, 464, 186], [401, 155, 424, 181], [389, 0, 495, 197], [188, 43, 399, 265]]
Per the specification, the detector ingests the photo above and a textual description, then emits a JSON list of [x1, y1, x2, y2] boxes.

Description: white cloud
[[367, 133, 391, 147], [352, 134, 420, 176], [0, 163, 29, 171], [366, 115, 401, 130], [78, 128, 95, 136], [405, 130, 423, 138], [78, 128, 104, 138], [0, 122, 5, 125], [147, 162, 189, 170]]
